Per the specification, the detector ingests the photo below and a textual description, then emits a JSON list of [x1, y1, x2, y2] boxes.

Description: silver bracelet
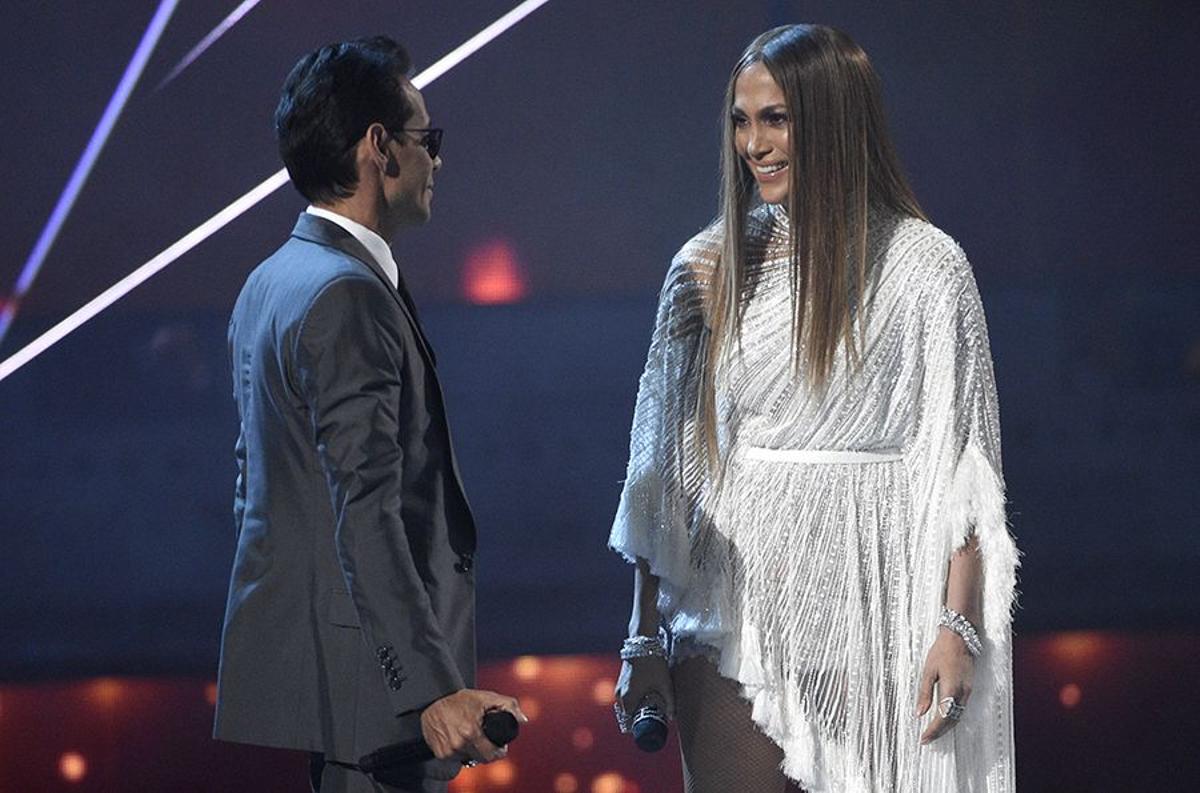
[[938, 607, 983, 657], [620, 634, 667, 661]]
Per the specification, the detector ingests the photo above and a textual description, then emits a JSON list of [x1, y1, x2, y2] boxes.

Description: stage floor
[[1, 631, 1196, 792]]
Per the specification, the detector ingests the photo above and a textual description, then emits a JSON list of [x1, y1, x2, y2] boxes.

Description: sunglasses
[[392, 127, 443, 159]]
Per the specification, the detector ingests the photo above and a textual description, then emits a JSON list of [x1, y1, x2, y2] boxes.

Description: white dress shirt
[[305, 206, 399, 290]]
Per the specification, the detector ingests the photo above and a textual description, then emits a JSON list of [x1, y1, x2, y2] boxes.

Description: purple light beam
[[0, 0, 180, 345], [0, 0, 554, 384], [156, 0, 263, 90]]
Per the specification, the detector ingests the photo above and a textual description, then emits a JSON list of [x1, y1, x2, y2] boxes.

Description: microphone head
[[632, 707, 669, 752], [482, 709, 520, 747]]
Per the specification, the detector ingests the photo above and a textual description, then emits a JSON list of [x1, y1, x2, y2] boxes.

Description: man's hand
[[420, 689, 527, 763], [915, 628, 976, 745]]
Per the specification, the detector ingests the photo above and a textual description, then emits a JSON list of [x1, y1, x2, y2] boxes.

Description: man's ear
[[366, 123, 397, 176]]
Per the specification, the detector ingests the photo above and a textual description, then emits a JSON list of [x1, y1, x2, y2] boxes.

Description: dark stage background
[[1, 1, 1198, 791]]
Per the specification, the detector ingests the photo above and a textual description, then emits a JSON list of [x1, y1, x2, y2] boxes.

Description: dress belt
[[743, 447, 903, 464]]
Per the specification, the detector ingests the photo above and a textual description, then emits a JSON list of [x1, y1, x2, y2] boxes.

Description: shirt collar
[[305, 206, 398, 289]]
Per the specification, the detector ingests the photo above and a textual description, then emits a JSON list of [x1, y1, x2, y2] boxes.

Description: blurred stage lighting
[[3, 638, 1198, 792], [1059, 682, 1083, 708], [463, 239, 529, 305], [58, 751, 88, 783]]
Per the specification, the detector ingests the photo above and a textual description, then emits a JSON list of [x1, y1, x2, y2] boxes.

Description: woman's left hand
[[915, 628, 975, 745]]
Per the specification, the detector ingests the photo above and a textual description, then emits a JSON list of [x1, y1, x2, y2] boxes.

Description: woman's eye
[[766, 113, 789, 126]]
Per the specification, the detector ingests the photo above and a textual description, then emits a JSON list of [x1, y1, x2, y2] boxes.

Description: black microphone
[[631, 691, 669, 752], [358, 709, 519, 772]]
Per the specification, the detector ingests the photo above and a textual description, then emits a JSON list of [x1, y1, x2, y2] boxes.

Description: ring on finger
[[613, 701, 632, 734], [938, 696, 966, 720]]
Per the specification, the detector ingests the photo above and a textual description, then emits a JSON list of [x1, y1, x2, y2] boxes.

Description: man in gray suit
[[215, 37, 524, 793]]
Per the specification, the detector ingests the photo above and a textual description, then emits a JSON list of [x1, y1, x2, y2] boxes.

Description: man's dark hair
[[275, 36, 414, 204]]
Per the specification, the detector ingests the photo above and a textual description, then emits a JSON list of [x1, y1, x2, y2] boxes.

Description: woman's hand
[[615, 654, 675, 721], [915, 628, 976, 745]]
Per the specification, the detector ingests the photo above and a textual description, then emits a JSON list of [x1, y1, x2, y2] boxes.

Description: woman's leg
[[671, 655, 798, 793]]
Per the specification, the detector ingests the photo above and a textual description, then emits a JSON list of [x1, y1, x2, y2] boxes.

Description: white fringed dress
[[609, 205, 1017, 792]]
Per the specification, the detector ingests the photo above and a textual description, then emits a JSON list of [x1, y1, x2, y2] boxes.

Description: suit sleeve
[[295, 275, 465, 717]]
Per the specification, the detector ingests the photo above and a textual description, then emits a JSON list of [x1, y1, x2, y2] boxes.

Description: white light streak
[[0, 0, 179, 345], [157, 0, 263, 90], [411, 0, 552, 89], [0, 170, 290, 383], [0, 0, 553, 384]]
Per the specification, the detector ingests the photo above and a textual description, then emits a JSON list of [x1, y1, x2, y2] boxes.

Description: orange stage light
[[538, 656, 607, 688], [519, 695, 542, 720], [513, 655, 542, 680], [554, 772, 580, 793], [1059, 683, 1083, 708], [59, 751, 88, 783], [572, 726, 595, 751], [449, 765, 480, 791], [486, 757, 518, 786], [462, 239, 528, 305], [1046, 631, 1110, 668], [88, 677, 123, 708], [591, 771, 626, 793], [591, 678, 616, 706]]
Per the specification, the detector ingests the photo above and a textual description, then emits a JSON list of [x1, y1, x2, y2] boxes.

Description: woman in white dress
[[610, 25, 1017, 793]]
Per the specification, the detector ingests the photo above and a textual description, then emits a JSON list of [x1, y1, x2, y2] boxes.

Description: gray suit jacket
[[214, 213, 476, 780]]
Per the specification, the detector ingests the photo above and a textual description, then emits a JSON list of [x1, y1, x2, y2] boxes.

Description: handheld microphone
[[358, 709, 519, 772], [631, 691, 669, 752]]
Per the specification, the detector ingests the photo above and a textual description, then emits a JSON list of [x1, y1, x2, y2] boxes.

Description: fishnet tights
[[672, 656, 807, 793]]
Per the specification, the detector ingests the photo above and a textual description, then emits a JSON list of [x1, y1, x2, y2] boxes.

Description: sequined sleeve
[[926, 248, 1016, 644], [909, 243, 1017, 779], [608, 232, 715, 595]]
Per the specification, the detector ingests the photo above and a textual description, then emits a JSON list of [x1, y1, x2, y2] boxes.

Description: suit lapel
[[291, 214, 437, 366], [389, 271, 438, 367]]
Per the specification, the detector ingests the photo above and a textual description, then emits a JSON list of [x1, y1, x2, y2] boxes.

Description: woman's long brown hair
[[698, 25, 927, 470]]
